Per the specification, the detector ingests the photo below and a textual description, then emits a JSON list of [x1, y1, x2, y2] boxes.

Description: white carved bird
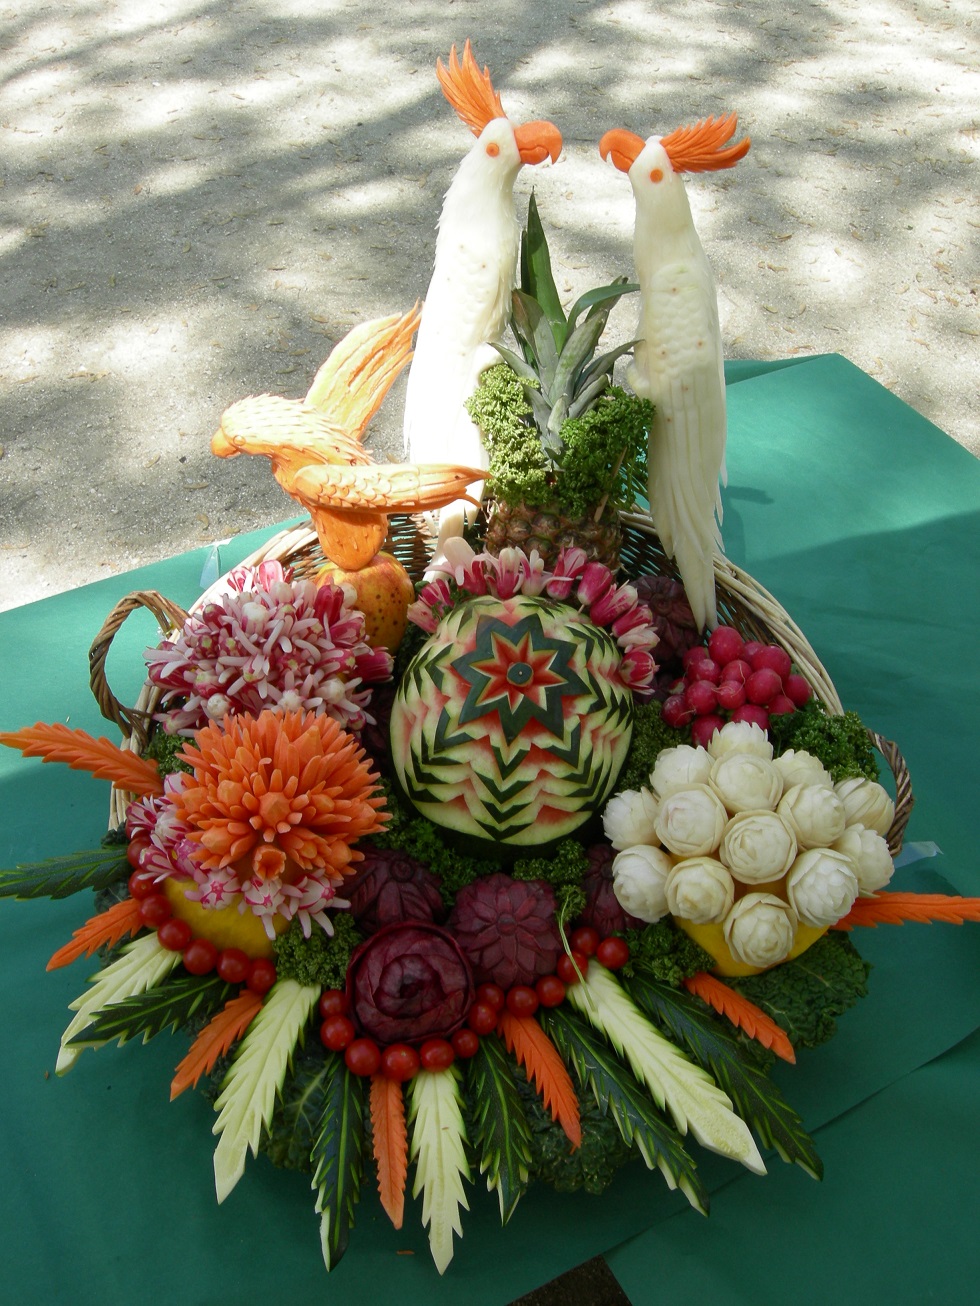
[[600, 115, 750, 629], [402, 40, 562, 556]]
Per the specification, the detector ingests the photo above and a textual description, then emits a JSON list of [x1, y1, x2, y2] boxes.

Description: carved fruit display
[[389, 593, 634, 845]]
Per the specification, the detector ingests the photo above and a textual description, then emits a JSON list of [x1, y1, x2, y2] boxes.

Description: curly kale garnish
[[515, 1066, 633, 1194], [273, 913, 363, 990], [768, 699, 879, 782], [730, 931, 871, 1049], [621, 920, 715, 987]]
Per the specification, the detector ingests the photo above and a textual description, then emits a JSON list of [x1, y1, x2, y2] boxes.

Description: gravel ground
[[1, 1, 977, 614]]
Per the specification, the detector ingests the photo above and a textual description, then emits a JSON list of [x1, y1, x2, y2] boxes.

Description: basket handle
[[869, 730, 914, 857], [89, 589, 189, 751]]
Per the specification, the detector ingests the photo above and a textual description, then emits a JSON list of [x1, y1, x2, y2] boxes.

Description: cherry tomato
[[380, 1043, 421, 1082], [216, 948, 251, 985], [320, 1015, 356, 1052], [451, 1028, 480, 1059], [182, 937, 218, 975], [246, 958, 277, 995], [466, 1001, 500, 1036], [139, 894, 172, 929], [476, 982, 505, 1011], [556, 951, 589, 985], [505, 985, 540, 1018], [127, 870, 158, 900], [156, 916, 192, 951], [419, 1038, 455, 1072], [318, 989, 349, 1019], [569, 926, 600, 957], [535, 974, 567, 1008], [596, 936, 630, 970], [345, 1038, 381, 1076]]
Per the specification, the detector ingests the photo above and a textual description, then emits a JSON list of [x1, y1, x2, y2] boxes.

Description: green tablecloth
[[1, 355, 978, 1305]]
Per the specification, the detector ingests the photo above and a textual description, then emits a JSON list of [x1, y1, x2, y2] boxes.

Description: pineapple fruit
[[467, 194, 651, 570]]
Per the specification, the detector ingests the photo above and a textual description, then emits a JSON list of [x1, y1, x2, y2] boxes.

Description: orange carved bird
[[211, 306, 485, 570]]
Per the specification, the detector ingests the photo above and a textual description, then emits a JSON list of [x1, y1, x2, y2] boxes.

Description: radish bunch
[[661, 625, 813, 747]]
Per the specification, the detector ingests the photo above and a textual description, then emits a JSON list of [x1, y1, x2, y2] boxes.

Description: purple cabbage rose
[[343, 847, 444, 933], [346, 922, 474, 1045]]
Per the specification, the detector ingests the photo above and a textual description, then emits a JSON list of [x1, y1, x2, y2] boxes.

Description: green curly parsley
[[768, 699, 879, 782], [621, 920, 715, 988], [273, 913, 363, 990], [616, 700, 690, 793]]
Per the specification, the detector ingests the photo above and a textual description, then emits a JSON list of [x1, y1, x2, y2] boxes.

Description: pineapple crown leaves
[[495, 192, 639, 455]]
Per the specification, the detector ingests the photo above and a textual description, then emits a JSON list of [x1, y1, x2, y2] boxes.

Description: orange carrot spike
[[661, 112, 750, 174], [436, 39, 505, 136], [498, 1009, 581, 1150], [370, 1074, 409, 1230], [46, 897, 145, 971], [684, 971, 796, 1064], [0, 722, 163, 797], [833, 892, 980, 930], [169, 990, 264, 1099]]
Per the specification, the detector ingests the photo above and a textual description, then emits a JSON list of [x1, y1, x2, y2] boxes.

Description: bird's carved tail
[[304, 304, 421, 442]]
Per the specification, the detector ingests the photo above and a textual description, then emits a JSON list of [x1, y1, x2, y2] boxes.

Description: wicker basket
[[89, 510, 913, 853]]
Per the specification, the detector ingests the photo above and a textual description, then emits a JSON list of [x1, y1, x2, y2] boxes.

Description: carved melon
[[389, 594, 634, 846]]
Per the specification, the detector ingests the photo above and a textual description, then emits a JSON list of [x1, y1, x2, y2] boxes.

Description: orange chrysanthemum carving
[[174, 709, 387, 882]]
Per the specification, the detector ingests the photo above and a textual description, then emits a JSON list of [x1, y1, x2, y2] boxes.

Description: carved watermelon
[[390, 594, 634, 845]]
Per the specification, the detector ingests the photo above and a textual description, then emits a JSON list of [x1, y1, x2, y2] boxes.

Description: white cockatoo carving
[[600, 115, 750, 629], [402, 41, 562, 557]]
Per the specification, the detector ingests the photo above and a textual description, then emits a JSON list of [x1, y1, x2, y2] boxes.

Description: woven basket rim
[[91, 510, 913, 852]]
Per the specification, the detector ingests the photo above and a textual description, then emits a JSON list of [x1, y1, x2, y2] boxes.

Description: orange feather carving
[[436, 40, 505, 136], [498, 1009, 581, 1150], [0, 722, 163, 796], [833, 892, 980, 930], [683, 970, 796, 1064], [46, 897, 144, 971], [370, 1074, 409, 1230], [169, 990, 264, 1100]]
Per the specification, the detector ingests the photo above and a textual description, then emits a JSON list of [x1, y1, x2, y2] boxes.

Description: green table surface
[[1, 354, 978, 1305]]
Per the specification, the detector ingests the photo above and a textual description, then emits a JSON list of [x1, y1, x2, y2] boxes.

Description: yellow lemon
[[164, 877, 289, 959]]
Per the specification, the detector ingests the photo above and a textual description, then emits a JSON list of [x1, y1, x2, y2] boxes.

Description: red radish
[[745, 667, 783, 705], [784, 673, 813, 707], [686, 680, 718, 715], [682, 645, 711, 669], [715, 679, 747, 711], [691, 713, 725, 748], [741, 640, 765, 663], [750, 644, 793, 679], [732, 703, 770, 731], [688, 657, 721, 684], [662, 693, 695, 728], [768, 694, 797, 717], [707, 626, 744, 665], [721, 658, 752, 687]]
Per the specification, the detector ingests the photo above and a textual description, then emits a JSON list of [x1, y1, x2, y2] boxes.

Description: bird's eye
[[485, 142, 500, 158], [650, 167, 664, 183]]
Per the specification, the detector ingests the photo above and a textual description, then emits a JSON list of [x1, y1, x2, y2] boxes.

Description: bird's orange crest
[[661, 113, 750, 174], [436, 39, 506, 136]]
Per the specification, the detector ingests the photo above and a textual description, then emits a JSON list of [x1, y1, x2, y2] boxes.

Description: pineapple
[[467, 193, 651, 569]]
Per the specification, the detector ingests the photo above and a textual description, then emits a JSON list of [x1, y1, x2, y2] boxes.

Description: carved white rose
[[611, 845, 674, 923], [786, 847, 860, 926], [665, 857, 735, 924], [723, 893, 799, 968], [654, 784, 729, 858], [719, 810, 798, 884]]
